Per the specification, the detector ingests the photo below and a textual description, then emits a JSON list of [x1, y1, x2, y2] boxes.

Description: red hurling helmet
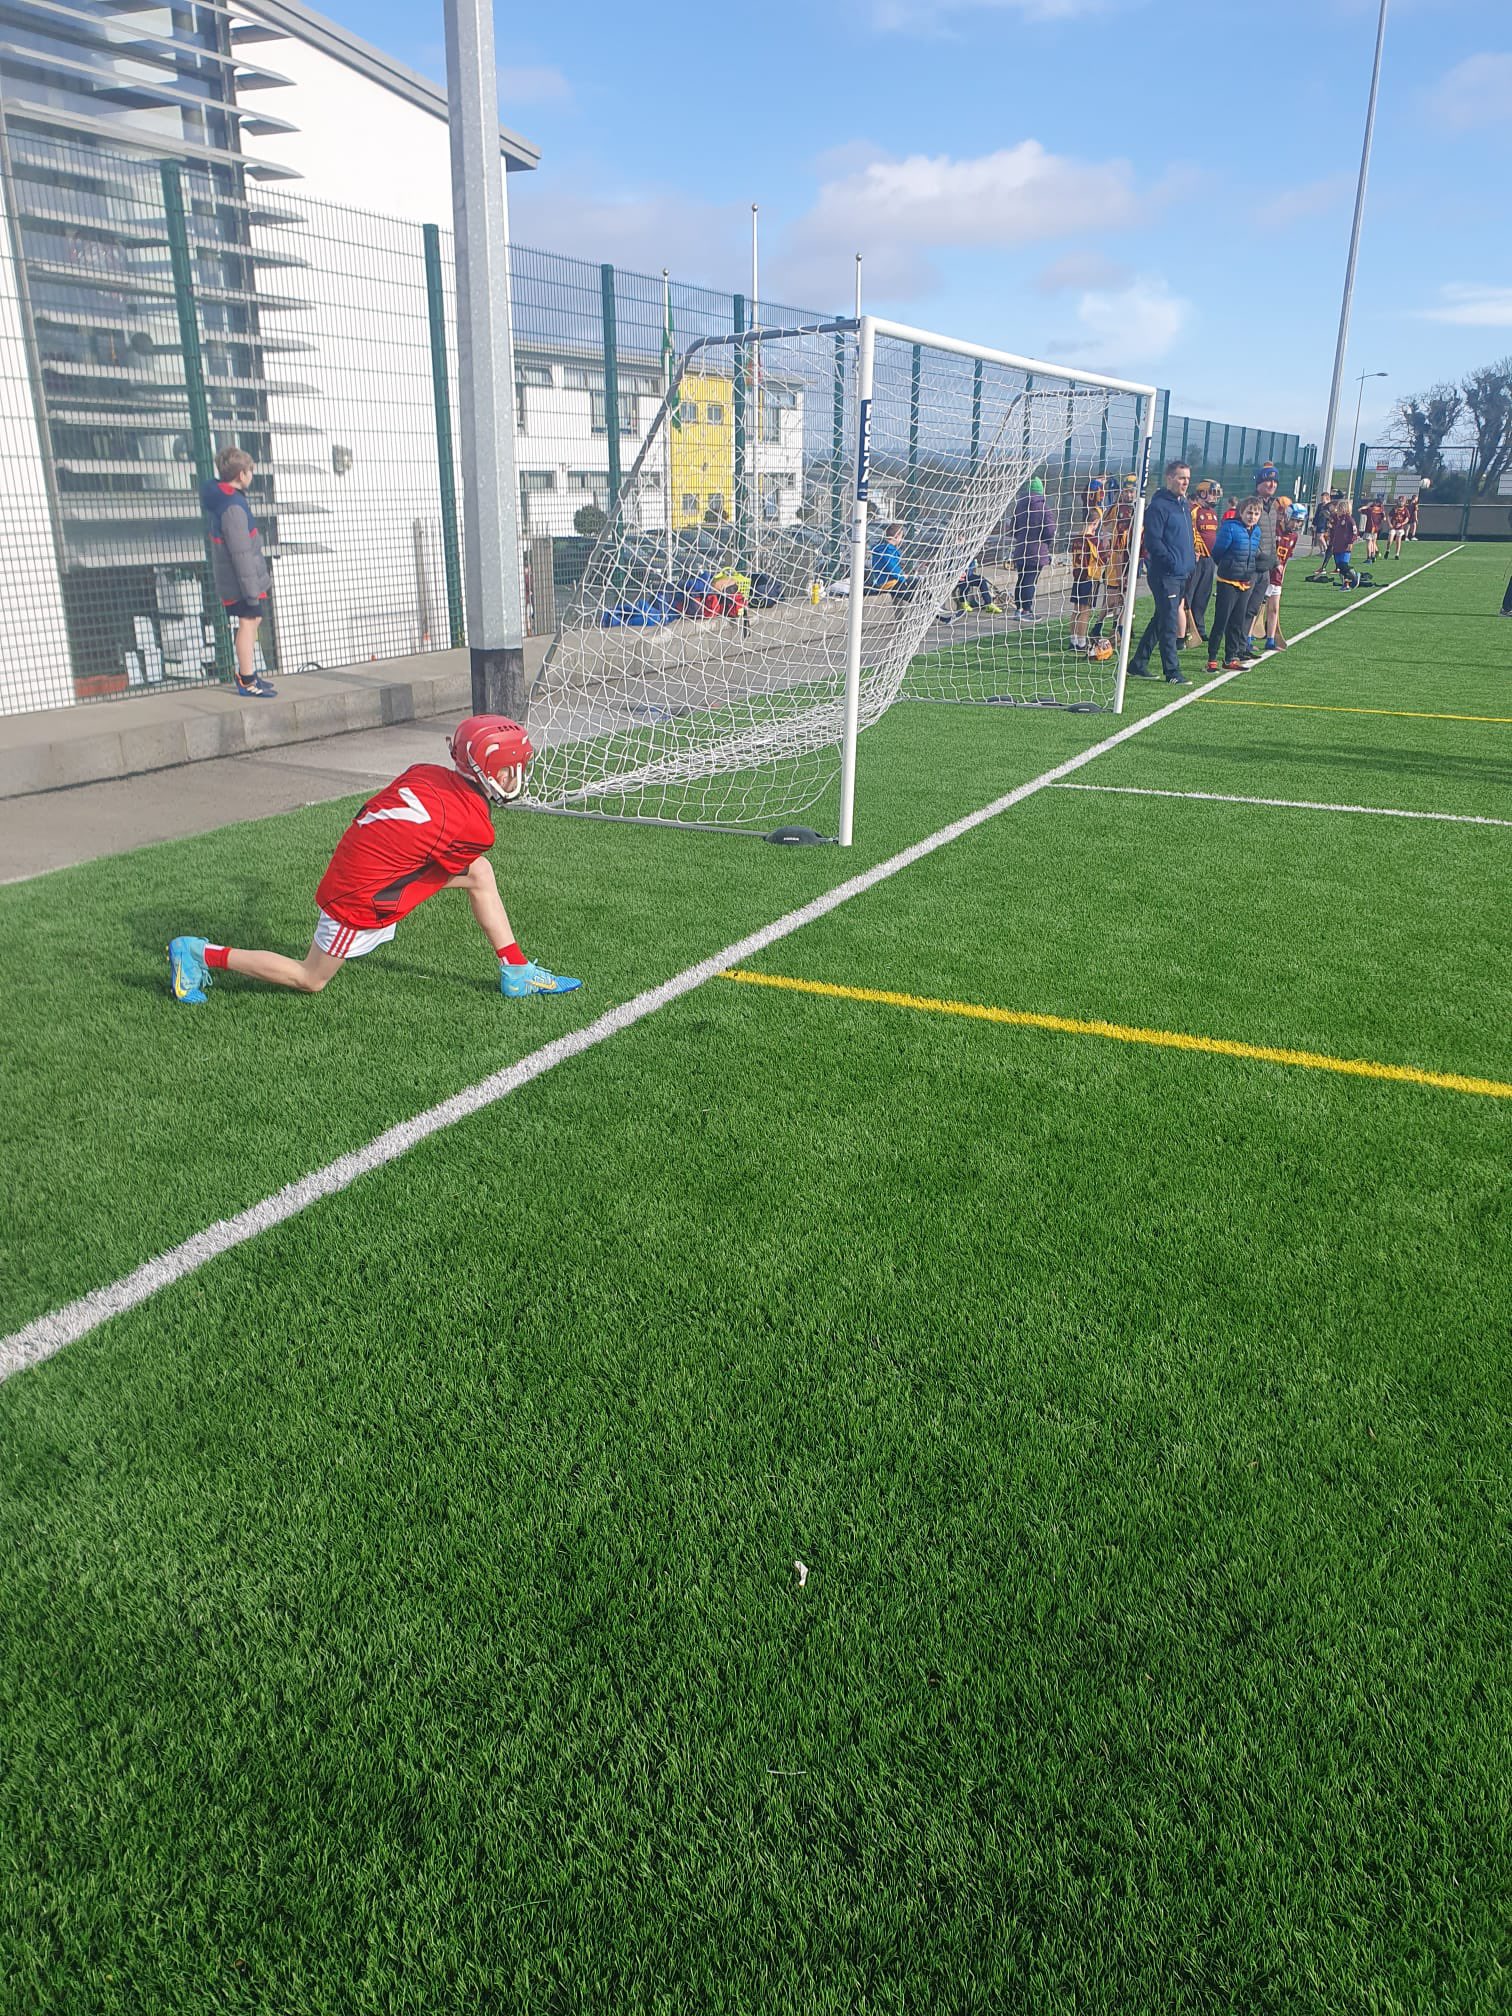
[[449, 714, 533, 803]]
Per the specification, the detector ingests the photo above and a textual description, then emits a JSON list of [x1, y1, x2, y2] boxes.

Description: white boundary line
[[0, 543, 1464, 1382], [1057, 781, 1512, 828]]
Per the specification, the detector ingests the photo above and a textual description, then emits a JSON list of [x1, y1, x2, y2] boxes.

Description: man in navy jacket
[[1127, 460, 1196, 685]]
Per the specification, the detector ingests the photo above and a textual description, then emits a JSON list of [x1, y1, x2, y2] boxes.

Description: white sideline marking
[[0, 544, 1464, 1382], [1058, 782, 1512, 829]]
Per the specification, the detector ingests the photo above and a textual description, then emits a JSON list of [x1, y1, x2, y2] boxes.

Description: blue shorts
[[1332, 548, 1353, 570], [1070, 578, 1098, 607], [223, 597, 267, 620]]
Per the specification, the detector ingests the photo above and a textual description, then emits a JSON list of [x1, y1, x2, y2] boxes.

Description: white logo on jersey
[[356, 785, 432, 828]]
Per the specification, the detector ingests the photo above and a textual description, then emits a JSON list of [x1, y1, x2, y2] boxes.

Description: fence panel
[[0, 129, 1321, 718]]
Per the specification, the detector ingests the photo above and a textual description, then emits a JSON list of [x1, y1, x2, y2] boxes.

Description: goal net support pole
[[1112, 393, 1158, 717], [838, 315, 876, 849]]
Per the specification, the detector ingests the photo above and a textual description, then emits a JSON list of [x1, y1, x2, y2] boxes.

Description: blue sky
[[335, 0, 1507, 450]]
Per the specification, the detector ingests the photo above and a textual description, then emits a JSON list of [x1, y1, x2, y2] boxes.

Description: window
[[590, 391, 636, 436], [705, 402, 724, 426], [682, 493, 699, 515], [521, 470, 556, 491], [518, 362, 553, 387]]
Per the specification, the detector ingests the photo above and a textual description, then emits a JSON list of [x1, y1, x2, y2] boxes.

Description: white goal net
[[522, 316, 1154, 839]]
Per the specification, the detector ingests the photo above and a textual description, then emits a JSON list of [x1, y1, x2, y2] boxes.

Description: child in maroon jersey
[[166, 717, 580, 1003]]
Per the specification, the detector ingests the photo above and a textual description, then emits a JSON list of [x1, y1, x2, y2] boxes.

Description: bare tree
[[1462, 357, 1512, 495], [1388, 384, 1464, 480]]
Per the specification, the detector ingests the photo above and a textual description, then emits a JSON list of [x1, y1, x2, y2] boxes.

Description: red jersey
[[1362, 502, 1385, 534], [316, 763, 496, 929], [1328, 511, 1358, 555], [1271, 526, 1298, 586], [1192, 502, 1219, 556], [1389, 500, 1409, 528]]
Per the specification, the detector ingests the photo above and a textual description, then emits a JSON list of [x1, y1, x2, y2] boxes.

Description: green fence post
[[1099, 400, 1110, 479], [1156, 392, 1170, 477], [161, 161, 235, 679], [733, 292, 748, 562], [970, 357, 983, 471], [422, 223, 465, 648], [1354, 441, 1368, 501], [600, 262, 622, 511]]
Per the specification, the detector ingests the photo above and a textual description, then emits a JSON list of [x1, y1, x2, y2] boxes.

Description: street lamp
[[1346, 370, 1387, 495]]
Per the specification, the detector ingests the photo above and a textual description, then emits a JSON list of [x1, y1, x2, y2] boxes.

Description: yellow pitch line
[[1200, 698, 1512, 725], [719, 969, 1512, 1102]]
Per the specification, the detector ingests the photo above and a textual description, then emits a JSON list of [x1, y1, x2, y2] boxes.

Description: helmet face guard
[[450, 715, 533, 804]]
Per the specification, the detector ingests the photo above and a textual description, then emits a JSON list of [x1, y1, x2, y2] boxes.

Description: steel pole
[[1318, 0, 1388, 500], [443, 0, 527, 713]]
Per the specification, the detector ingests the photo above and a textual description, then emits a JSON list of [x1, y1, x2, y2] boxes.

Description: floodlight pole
[[444, 0, 527, 715], [1346, 370, 1388, 498], [1317, 0, 1388, 499]]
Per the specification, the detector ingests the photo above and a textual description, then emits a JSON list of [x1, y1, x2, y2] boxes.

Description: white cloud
[[1426, 51, 1512, 131], [498, 64, 573, 106], [775, 141, 1142, 303], [508, 181, 751, 287], [1256, 173, 1355, 232], [1071, 278, 1188, 365], [1036, 251, 1133, 294], [1416, 284, 1512, 327]]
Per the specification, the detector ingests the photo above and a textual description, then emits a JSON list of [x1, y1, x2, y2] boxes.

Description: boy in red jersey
[[1261, 501, 1300, 650], [166, 716, 581, 1003]]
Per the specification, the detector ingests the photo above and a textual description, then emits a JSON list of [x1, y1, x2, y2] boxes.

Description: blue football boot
[[167, 935, 211, 1004], [500, 959, 582, 998]]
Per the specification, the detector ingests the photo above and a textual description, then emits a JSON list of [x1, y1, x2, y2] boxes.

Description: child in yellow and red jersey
[[1089, 476, 1137, 650], [1361, 496, 1386, 561], [1069, 478, 1106, 655]]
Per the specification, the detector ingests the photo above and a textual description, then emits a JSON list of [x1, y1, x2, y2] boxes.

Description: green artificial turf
[[2, 540, 1509, 2014]]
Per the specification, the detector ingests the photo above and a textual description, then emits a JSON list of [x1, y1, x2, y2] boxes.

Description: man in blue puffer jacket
[[1126, 459, 1196, 685]]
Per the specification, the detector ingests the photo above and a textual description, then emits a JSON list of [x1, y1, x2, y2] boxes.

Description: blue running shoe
[[167, 934, 211, 1004], [500, 959, 581, 998]]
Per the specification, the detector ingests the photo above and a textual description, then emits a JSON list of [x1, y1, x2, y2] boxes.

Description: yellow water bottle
[[810, 579, 822, 606]]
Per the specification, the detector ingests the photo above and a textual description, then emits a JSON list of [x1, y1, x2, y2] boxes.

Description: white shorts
[[1265, 583, 1283, 601], [314, 908, 397, 960]]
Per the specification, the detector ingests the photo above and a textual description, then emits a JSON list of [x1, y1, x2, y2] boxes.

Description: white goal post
[[522, 314, 1157, 846]]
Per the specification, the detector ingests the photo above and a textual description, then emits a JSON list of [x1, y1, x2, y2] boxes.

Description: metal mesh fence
[[0, 128, 1318, 718], [1152, 392, 1306, 504]]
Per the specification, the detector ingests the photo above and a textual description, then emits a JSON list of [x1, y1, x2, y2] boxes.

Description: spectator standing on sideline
[[1310, 494, 1331, 554], [1243, 464, 1283, 657], [1126, 460, 1196, 685], [1090, 476, 1138, 649], [1009, 477, 1056, 619], [201, 446, 274, 698], [1208, 496, 1263, 669], [1261, 500, 1300, 650], [1406, 492, 1420, 540], [1181, 479, 1220, 649], [1499, 572, 1512, 617]]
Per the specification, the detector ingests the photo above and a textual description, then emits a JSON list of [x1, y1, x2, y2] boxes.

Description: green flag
[[662, 284, 681, 431]]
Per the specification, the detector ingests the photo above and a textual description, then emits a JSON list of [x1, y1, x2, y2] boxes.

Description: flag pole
[[662, 268, 675, 585], [854, 252, 862, 321]]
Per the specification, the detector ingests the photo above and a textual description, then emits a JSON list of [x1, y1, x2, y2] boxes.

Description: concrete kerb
[[0, 645, 547, 801]]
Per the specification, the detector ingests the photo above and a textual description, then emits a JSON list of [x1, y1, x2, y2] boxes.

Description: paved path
[[0, 719, 457, 884]]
